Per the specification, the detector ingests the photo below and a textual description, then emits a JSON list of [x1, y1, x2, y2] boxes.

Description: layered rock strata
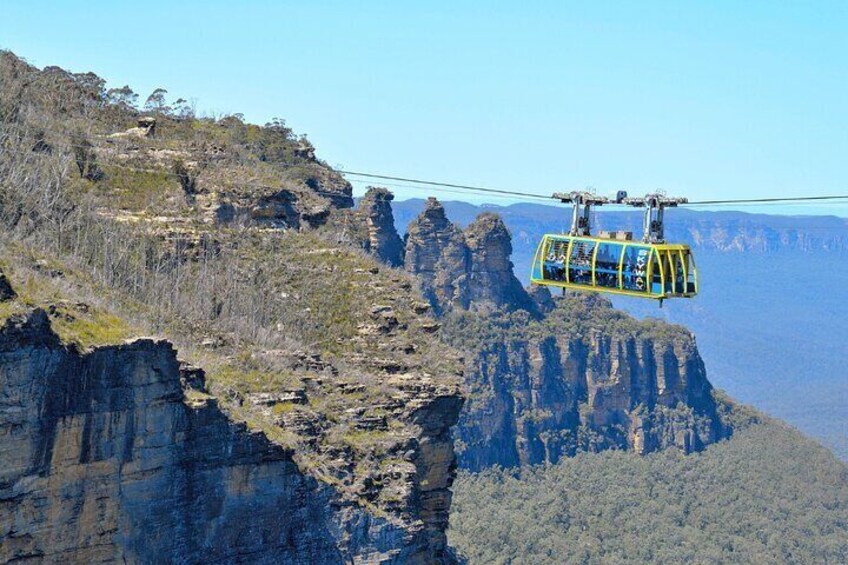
[[356, 187, 405, 267], [404, 198, 533, 314], [445, 299, 728, 471], [393, 197, 729, 470], [0, 309, 460, 564]]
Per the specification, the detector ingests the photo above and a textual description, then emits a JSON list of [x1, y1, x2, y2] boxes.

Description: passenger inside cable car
[[531, 234, 697, 300]]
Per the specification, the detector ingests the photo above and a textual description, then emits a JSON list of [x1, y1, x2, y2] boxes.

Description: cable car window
[[542, 238, 568, 282], [622, 246, 650, 292], [685, 251, 697, 293], [651, 249, 663, 294], [675, 251, 686, 293], [595, 242, 623, 288], [569, 240, 595, 285], [663, 250, 675, 293]]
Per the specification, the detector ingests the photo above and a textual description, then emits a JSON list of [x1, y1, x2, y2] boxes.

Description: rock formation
[[107, 117, 156, 139], [444, 297, 728, 471], [404, 198, 534, 315], [464, 213, 535, 312], [301, 166, 354, 209], [356, 188, 405, 267], [404, 198, 472, 314], [0, 269, 15, 301], [0, 309, 461, 564], [364, 195, 730, 472]]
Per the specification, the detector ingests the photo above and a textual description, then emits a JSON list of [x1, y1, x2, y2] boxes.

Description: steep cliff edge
[[0, 52, 470, 558], [0, 306, 461, 564], [442, 297, 726, 470], [1, 48, 738, 561], [0, 237, 464, 564], [354, 188, 406, 267], [398, 199, 731, 471]]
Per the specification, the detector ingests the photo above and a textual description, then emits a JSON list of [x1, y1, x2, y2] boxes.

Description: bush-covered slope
[[449, 417, 848, 564], [0, 49, 465, 562]]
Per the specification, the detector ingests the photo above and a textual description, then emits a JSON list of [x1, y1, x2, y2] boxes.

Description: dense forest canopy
[[449, 419, 848, 564]]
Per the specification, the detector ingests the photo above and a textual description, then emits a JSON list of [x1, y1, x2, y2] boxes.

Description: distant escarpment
[[0, 308, 461, 564], [358, 195, 732, 471], [391, 199, 848, 260], [442, 296, 727, 470]]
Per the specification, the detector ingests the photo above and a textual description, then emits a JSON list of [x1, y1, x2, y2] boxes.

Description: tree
[[106, 85, 138, 109], [172, 97, 194, 120], [71, 133, 103, 182], [144, 88, 170, 114]]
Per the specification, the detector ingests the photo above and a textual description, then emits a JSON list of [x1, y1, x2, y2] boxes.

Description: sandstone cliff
[[0, 235, 464, 565], [0, 49, 738, 562], [397, 198, 730, 470], [442, 297, 727, 470], [0, 308, 460, 564], [355, 188, 405, 267], [404, 198, 534, 315], [463, 213, 535, 312]]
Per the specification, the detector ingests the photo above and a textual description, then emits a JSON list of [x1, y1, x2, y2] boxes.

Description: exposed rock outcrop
[[301, 166, 354, 209], [464, 213, 535, 312], [404, 198, 471, 314], [107, 117, 156, 139], [444, 297, 728, 471], [206, 188, 333, 230], [356, 188, 405, 267], [0, 309, 461, 564], [404, 198, 533, 314], [398, 197, 728, 471], [0, 269, 15, 301]]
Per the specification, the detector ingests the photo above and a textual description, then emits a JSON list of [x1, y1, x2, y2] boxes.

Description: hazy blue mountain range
[[391, 199, 848, 459]]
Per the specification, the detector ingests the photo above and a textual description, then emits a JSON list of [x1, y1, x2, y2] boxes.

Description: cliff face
[[404, 199, 533, 315], [0, 310, 460, 564], [395, 198, 729, 471], [356, 188, 405, 267], [404, 198, 472, 315], [443, 299, 727, 471]]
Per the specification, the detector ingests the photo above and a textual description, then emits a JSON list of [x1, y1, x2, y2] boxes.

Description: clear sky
[[2, 1, 847, 215]]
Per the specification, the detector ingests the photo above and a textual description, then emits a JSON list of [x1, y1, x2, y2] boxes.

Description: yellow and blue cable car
[[530, 192, 697, 302]]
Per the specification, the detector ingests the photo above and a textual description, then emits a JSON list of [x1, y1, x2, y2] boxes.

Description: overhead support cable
[[337, 170, 555, 200], [3, 122, 848, 207], [683, 195, 848, 206]]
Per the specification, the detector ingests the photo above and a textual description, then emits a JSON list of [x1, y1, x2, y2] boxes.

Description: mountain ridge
[[390, 197, 848, 461], [1, 49, 845, 564]]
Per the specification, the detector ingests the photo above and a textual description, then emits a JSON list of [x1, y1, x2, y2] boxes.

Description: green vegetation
[[96, 165, 183, 212], [449, 419, 848, 564], [442, 293, 693, 353], [0, 49, 463, 520], [0, 257, 134, 348]]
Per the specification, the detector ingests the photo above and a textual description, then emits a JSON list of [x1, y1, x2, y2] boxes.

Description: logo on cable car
[[634, 248, 648, 290]]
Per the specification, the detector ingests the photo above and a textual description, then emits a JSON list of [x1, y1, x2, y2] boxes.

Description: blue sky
[[2, 1, 847, 215]]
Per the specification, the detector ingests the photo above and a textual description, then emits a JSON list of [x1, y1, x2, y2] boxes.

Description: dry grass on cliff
[[0, 51, 466, 522], [0, 246, 135, 348], [0, 193, 460, 519]]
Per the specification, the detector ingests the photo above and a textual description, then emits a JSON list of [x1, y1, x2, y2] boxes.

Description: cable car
[[530, 192, 697, 302]]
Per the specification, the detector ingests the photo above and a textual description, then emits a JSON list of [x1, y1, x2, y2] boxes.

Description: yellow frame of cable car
[[529, 234, 698, 300]]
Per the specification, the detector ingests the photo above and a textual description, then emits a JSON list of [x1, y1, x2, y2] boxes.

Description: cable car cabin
[[530, 233, 698, 300]]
